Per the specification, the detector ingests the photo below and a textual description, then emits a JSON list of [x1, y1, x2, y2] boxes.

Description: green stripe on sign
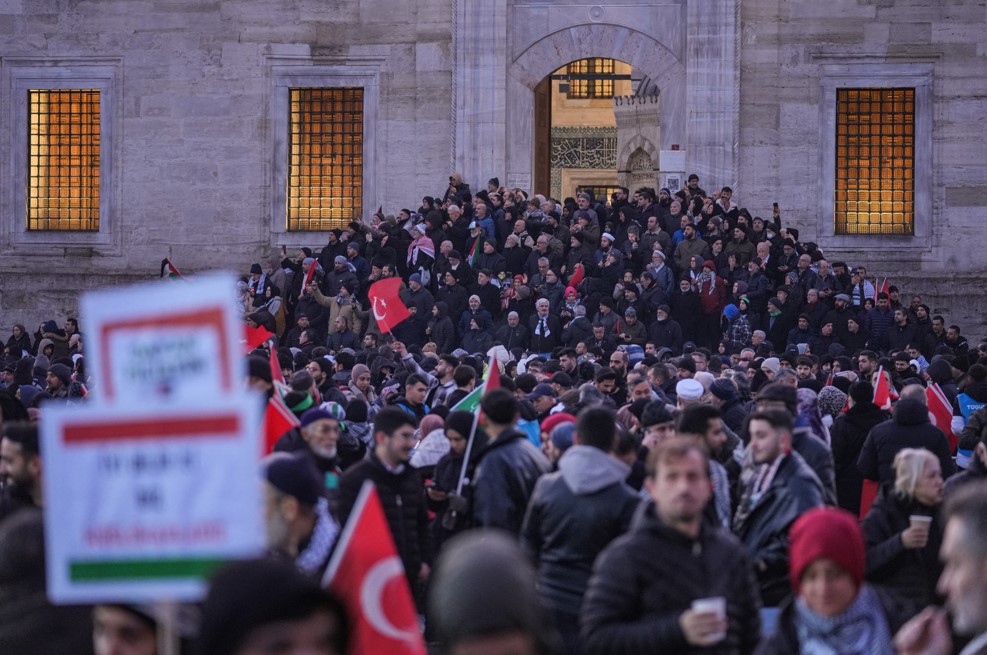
[[70, 557, 226, 582]]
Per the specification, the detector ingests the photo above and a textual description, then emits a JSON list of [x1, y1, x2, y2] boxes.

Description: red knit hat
[[788, 507, 865, 593], [540, 412, 575, 436]]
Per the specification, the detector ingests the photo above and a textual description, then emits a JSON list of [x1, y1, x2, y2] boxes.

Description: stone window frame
[[269, 61, 380, 244], [2, 58, 122, 252], [817, 63, 933, 250]]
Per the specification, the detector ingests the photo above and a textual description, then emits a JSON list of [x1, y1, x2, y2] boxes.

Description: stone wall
[[738, 0, 987, 333], [0, 0, 454, 326]]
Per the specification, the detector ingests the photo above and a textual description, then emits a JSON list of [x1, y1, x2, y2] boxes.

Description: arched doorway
[[506, 24, 686, 198], [533, 58, 634, 199]]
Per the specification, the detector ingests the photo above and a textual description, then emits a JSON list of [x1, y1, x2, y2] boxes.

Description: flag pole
[[454, 409, 481, 496]]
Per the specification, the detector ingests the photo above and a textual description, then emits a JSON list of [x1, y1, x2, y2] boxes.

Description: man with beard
[[261, 451, 339, 578], [582, 437, 761, 654], [338, 407, 430, 601], [0, 423, 42, 523]]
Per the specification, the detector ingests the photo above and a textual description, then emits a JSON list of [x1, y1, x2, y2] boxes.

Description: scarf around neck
[[794, 584, 892, 655]]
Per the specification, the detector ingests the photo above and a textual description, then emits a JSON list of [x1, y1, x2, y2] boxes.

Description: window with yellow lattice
[[287, 87, 364, 231], [28, 89, 101, 231], [834, 88, 915, 235], [565, 59, 615, 99]]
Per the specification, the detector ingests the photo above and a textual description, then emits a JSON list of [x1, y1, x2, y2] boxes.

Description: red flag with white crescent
[[927, 382, 958, 453], [368, 278, 411, 335], [873, 365, 893, 411], [323, 482, 426, 655]]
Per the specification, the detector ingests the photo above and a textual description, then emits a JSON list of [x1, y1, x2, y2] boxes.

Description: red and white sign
[[81, 274, 243, 405], [42, 398, 264, 603]]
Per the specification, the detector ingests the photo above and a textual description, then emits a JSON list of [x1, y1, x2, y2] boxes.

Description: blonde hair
[[893, 448, 938, 499]]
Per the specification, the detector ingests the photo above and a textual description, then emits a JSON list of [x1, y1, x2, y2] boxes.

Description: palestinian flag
[[467, 235, 483, 268], [451, 353, 500, 414], [160, 258, 185, 280]]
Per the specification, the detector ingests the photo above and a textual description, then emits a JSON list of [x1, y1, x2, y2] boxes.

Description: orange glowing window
[[287, 87, 364, 231], [565, 58, 615, 99], [28, 89, 101, 231], [834, 88, 915, 235]]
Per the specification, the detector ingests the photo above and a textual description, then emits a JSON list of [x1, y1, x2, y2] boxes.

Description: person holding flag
[[471, 388, 550, 535], [337, 407, 430, 606]]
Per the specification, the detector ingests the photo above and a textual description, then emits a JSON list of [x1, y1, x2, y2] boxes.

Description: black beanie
[[344, 398, 369, 423], [262, 452, 321, 507], [247, 356, 272, 384]]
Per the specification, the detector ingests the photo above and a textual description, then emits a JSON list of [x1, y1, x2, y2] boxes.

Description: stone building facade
[[0, 0, 984, 332]]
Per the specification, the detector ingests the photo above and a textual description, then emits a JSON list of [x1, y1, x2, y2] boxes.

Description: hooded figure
[[428, 301, 457, 354]]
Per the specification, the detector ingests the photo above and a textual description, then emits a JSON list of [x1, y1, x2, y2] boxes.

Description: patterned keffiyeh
[[794, 584, 893, 655]]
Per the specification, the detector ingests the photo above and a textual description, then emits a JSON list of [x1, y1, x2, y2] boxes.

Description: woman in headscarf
[[795, 387, 832, 446], [343, 363, 378, 409], [410, 413, 448, 480], [756, 507, 912, 655], [407, 223, 435, 285], [861, 447, 944, 609]]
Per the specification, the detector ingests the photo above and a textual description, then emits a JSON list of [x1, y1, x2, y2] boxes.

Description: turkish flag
[[873, 366, 893, 411], [368, 278, 411, 335], [263, 393, 299, 454], [323, 481, 426, 655], [927, 383, 958, 453]]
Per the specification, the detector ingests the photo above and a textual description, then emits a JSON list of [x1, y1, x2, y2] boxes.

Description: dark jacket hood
[[434, 301, 449, 320], [893, 398, 931, 426]]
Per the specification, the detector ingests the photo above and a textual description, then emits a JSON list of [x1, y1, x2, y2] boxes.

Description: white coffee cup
[[910, 515, 932, 532], [691, 596, 727, 642]]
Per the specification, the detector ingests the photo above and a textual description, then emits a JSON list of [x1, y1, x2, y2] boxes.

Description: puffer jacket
[[857, 398, 956, 486], [861, 484, 944, 608], [473, 428, 551, 535], [792, 428, 837, 506], [521, 446, 639, 617], [734, 452, 825, 606], [581, 501, 762, 655], [338, 452, 429, 589]]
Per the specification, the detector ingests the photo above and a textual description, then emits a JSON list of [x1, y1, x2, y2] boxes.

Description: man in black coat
[[473, 389, 550, 535], [858, 385, 957, 486], [733, 409, 825, 607], [581, 437, 761, 654], [521, 408, 639, 654], [338, 408, 429, 601]]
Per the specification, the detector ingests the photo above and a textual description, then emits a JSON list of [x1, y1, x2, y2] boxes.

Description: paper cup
[[909, 515, 932, 531], [692, 596, 726, 642]]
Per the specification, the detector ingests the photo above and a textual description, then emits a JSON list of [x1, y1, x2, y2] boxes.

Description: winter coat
[[648, 317, 684, 353], [581, 501, 762, 655], [673, 236, 711, 275], [698, 276, 727, 316], [734, 452, 825, 606], [857, 398, 957, 486], [521, 446, 639, 617], [831, 402, 890, 515], [494, 323, 530, 352], [338, 452, 429, 588], [861, 484, 944, 608], [791, 428, 837, 506], [472, 428, 551, 535], [429, 302, 457, 354], [671, 291, 702, 342]]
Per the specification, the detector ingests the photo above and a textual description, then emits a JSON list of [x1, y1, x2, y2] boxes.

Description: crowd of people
[[2, 171, 987, 654]]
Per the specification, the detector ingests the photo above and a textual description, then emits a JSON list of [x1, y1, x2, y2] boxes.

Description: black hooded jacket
[[429, 302, 457, 354], [831, 401, 889, 515], [857, 398, 956, 486]]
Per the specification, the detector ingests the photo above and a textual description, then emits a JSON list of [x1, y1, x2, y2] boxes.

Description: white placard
[[42, 397, 264, 603], [81, 273, 243, 405]]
